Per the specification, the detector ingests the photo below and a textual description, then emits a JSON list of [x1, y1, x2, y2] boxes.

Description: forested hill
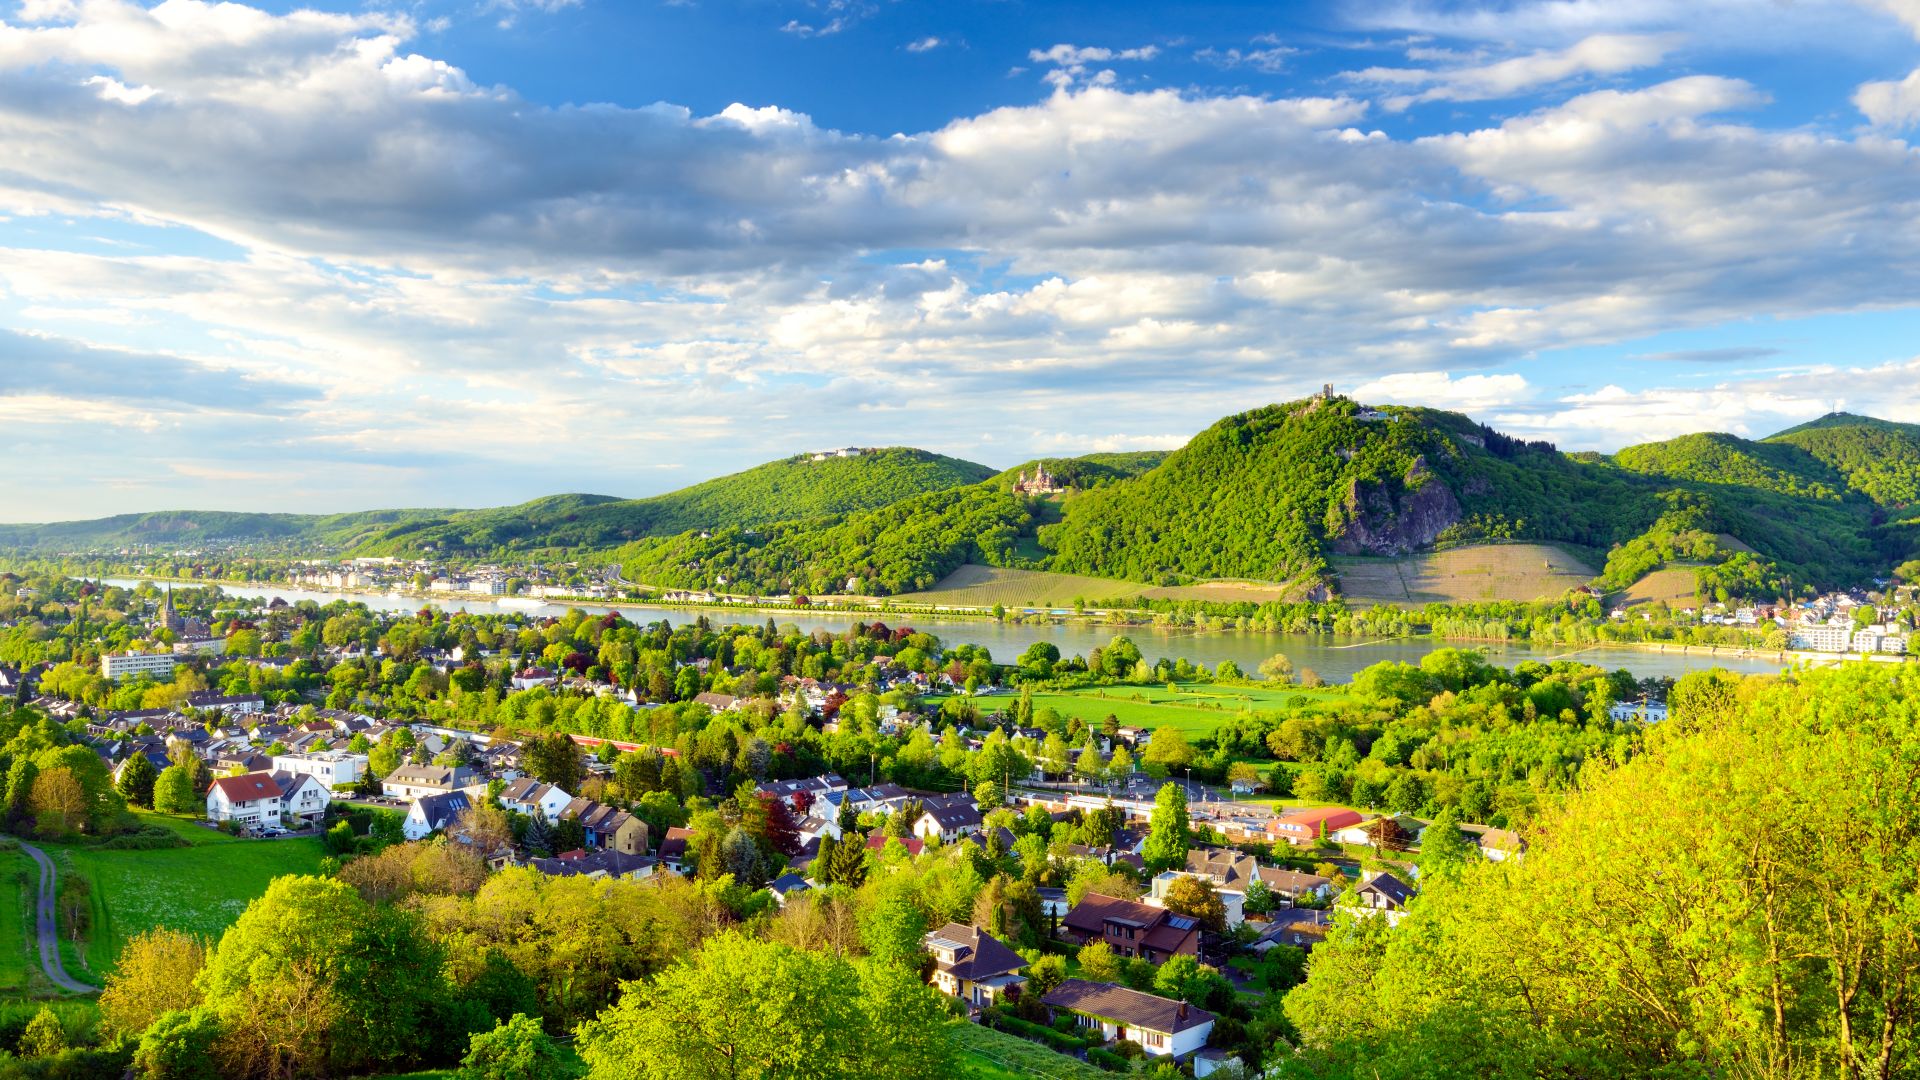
[[615, 400, 1919, 599], [343, 448, 996, 557], [1763, 413, 1920, 508], [0, 448, 995, 557]]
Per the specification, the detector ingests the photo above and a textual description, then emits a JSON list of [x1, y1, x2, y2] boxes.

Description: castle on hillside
[[1013, 464, 1065, 495]]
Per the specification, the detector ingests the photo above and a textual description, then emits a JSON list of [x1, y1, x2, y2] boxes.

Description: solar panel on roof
[[1166, 915, 1198, 930]]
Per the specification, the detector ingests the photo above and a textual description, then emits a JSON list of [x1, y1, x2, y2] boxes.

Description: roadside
[[16, 842, 97, 995]]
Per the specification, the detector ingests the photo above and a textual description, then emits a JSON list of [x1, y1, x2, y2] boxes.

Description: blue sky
[[3, 0, 1920, 520]]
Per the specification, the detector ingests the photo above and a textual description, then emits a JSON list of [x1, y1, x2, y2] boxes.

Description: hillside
[[345, 448, 996, 557], [1763, 412, 1920, 507], [0, 448, 995, 558], [617, 399, 1915, 601]]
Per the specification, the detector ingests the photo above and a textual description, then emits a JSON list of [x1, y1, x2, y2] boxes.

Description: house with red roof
[[1267, 807, 1364, 847], [1061, 893, 1202, 964], [205, 772, 285, 830]]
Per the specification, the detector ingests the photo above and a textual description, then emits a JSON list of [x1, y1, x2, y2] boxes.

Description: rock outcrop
[[1329, 457, 1462, 556]]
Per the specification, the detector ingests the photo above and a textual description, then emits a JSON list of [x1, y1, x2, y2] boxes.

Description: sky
[[4, 0, 1920, 521]]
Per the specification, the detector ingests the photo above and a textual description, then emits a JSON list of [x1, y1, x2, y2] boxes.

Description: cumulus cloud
[[1855, 66, 1920, 127], [906, 36, 943, 53], [1344, 32, 1681, 110], [2, 1, 1920, 513]]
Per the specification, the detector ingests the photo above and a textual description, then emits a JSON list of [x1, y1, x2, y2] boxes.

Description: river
[[103, 577, 1791, 682]]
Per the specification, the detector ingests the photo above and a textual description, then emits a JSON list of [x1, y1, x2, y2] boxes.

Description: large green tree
[[1141, 782, 1191, 872]]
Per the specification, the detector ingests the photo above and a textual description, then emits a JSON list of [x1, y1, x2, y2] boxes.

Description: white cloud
[[1352, 371, 1533, 410], [1855, 66, 1920, 127], [906, 36, 943, 53], [1344, 32, 1681, 110]]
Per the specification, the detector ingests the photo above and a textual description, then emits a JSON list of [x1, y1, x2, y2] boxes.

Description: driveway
[[18, 841, 99, 994]]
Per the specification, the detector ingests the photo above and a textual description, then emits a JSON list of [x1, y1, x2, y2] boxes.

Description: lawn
[[894, 564, 1307, 610], [957, 681, 1344, 737], [951, 1021, 1108, 1080], [51, 812, 326, 977], [1335, 542, 1596, 606], [0, 848, 35, 996]]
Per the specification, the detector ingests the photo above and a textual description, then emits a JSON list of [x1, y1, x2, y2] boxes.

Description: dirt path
[[17, 842, 97, 994]]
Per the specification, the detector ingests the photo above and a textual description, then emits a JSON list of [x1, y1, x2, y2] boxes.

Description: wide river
[[105, 577, 1791, 682]]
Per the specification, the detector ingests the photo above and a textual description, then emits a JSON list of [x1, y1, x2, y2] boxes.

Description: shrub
[[1086, 1046, 1131, 1071], [132, 1008, 222, 1080]]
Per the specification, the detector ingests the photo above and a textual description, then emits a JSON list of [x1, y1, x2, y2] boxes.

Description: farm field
[[945, 681, 1343, 737], [1617, 566, 1703, 607], [51, 812, 325, 977], [894, 564, 1303, 609], [1334, 543, 1595, 606], [951, 1021, 1108, 1080]]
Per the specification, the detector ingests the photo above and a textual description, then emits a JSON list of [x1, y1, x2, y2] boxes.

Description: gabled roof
[[918, 800, 983, 831], [409, 791, 472, 831], [1359, 871, 1414, 909], [1062, 893, 1201, 954], [209, 772, 280, 804], [1041, 979, 1215, 1034], [657, 826, 693, 860], [924, 922, 1025, 982], [866, 833, 924, 856]]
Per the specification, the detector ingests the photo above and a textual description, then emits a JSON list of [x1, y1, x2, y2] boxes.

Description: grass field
[[949, 681, 1342, 736], [1334, 543, 1596, 606], [895, 564, 1305, 609], [951, 1021, 1108, 1080], [1617, 567, 1704, 607], [51, 812, 326, 977], [0, 848, 34, 996]]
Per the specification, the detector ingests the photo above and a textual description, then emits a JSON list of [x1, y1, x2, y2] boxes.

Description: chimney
[[1177, 1002, 1188, 1020]]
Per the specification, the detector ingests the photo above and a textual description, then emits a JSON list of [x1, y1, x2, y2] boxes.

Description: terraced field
[[1617, 567, 1704, 607], [895, 564, 1303, 609], [1335, 543, 1596, 605]]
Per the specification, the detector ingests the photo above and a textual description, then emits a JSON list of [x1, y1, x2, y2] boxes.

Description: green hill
[[345, 448, 996, 557], [1762, 413, 1920, 508], [0, 508, 452, 551], [1611, 432, 1847, 501], [615, 400, 1915, 601]]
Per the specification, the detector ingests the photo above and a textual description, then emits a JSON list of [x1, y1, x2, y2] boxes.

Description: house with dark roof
[[561, 798, 648, 855], [769, 873, 813, 905], [1251, 908, 1333, 954], [527, 848, 657, 881], [912, 797, 983, 844], [1061, 893, 1201, 964], [1346, 870, 1415, 926], [924, 923, 1026, 1008], [1040, 979, 1215, 1059], [382, 764, 478, 802], [499, 777, 573, 821], [656, 826, 694, 874], [404, 791, 473, 841]]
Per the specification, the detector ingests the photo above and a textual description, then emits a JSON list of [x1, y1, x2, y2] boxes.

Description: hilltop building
[[1013, 465, 1065, 495]]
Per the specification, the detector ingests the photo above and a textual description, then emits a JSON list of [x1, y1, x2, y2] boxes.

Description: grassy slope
[[951, 1022, 1110, 1080], [52, 813, 324, 978], [0, 848, 33, 996], [1335, 543, 1597, 605], [894, 565, 1307, 608]]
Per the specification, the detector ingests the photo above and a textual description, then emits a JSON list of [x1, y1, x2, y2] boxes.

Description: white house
[[272, 771, 332, 824], [499, 777, 573, 821], [272, 750, 368, 788], [382, 764, 477, 802], [405, 791, 473, 841], [912, 798, 984, 845], [1041, 979, 1215, 1060], [206, 773, 283, 829], [925, 923, 1027, 1008], [101, 652, 179, 681]]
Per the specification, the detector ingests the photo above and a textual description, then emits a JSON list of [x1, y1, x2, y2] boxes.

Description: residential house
[[404, 791, 473, 841], [656, 826, 694, 875], [511, 667, 557, 690], [693, 692, 741, 712], [205, 773, 284, 830], [1061, 893, 1202, 964], [184, 692, 266, 717], [1040, 979, 1215, 1060], [561, 798, 649, 855], [913, 798, 984, 845], [769, 873, 813, 905], [1251, 908, 1333, 954], [1330, 814, 1424, 851], [866, 833, 924, 857], [1459, 823, 1526, 862], [382, 764, 477, 802], [1268, 807, 1364, 847], [925, 923, 1027, 1008], [271, 750, 367, 788], [499, 777, 574, 821], [272, 771, 332, 824], [528, 849, 656, 881], [1347, 870, 1414, 926], [756, 774, 848, 808]]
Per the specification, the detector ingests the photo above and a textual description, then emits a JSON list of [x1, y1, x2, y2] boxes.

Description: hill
[[1763, 412, 1920, 507], [616, 398, 1915, 601], [345, 448, 996, 557], [0, 448, 995, 558]]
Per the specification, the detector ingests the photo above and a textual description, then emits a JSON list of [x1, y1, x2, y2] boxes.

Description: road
[[18, 841, 98, 994]]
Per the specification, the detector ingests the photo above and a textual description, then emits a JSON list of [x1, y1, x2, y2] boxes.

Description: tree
[[1152, 954, 1222, 1003], [459, 1013, 572, 1080], [1142, 727, 1194, 772], [31, 766, 88, 836], [1141, 782, 1191, 872], [133, 1007, 224, 1080], [101, 927, 207, 1039], [1161, 875, 1227, 934], [153, 763, 197, 814], [1242, 875, 1276, 917], [1416, 806, 1474, 880], [118, 752, 160, 808], [524, 733, 584, 790], [1078, 940, 1121, 981], [1259, 652, 1296, 684], [19, 1006, 66, 1056], [575, 931, 951, 1080], [859, 888, 929, 970]]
